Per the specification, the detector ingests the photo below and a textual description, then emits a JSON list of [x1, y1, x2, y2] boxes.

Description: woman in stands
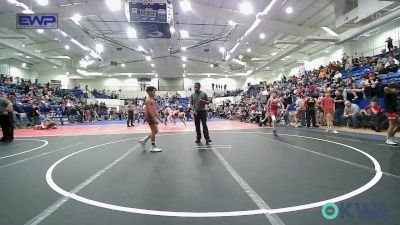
[[384, 83, 400, 146], [267, 91, 281, 136]]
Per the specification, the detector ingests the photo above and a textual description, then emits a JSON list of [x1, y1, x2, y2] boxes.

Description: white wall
[[39, 70, 71, 89], [343, 19, 400, 57], [0, 60, 37, 80], [304, 48, 344, 71], [183, 77, 246, 91]]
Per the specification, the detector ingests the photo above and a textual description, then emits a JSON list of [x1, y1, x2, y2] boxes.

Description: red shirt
[[321, 97, 335, 113], [309, 85, 316, 92], [365, 105, 382, 115]]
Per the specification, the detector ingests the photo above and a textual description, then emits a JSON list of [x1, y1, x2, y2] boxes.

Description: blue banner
[[16, 13, 58, 29]]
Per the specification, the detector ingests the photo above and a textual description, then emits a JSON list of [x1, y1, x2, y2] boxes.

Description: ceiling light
[[151, 63, 155, 68], [54, 38, 58, 41], [53, 66, 57, 68], [155, 74, 158, 78], [145, 56, 152, 61], [285, 7, 293, 14], [37, 29, 44, 33], [36, 0, 48, 6], [121, 63, 126, 67], [106, 0, 121, 11], [181, 46, 187, 51], [71, 13, 81, 24], [34, 49, 41, 53], [225, 75, 228, 78], [127, 27, 137, 38], [210, 64, 214, 68], [182, 64, 186, 68], [228, 20, 236, 26], [95, 44, 104, 53], [219, 47, 226, 53], [181, 56, 187, 61], [239, 2, 253, 15], [208, 75, 211, 78], [26, 56, 31, 59], [64, 45, 70, 50], [271, 52, 277, 56], [180, 1, 192, 12], [22, 9, 34, 14], [22, 63, 26, 67], [66, 72, 70, 75], [259, 33, 266, 39], [239, 55, 243, 59], [170, 26, 175, 34], [246, 48, 252, 53], [128, 75, 131, 78], [180, 30, 189, 38], [183, 74, 186, 77], [22, 44, 26, 47]]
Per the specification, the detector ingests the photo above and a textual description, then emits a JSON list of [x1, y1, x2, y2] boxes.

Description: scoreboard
[[125, 0, 173, 39]]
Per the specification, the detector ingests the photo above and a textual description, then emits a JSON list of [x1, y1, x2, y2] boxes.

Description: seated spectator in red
[[362, 98, 384, 132], [309, 82, 316, 93]]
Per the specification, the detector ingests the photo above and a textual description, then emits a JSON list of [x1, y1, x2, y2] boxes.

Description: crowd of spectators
[[0, 74, 112, 128], [213, 47, 400, 132]]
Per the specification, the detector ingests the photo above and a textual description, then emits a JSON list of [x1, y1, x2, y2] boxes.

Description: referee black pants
[[127, 111, 134, 126], [306, 109, 317, 127], [194, 110, 210, 141], [0, 112, 14, 141]]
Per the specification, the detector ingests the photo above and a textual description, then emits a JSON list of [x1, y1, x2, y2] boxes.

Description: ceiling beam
[[0, 38, 63, 67], [261, 20, 315, 37]]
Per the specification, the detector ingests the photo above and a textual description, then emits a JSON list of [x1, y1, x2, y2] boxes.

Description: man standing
[[126, 101, 134, 127], [0, 96, 14, 142], [190, 83, 212, 145]]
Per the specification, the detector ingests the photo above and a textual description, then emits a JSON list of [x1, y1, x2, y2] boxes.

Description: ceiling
[[0, 0, 399, 79]]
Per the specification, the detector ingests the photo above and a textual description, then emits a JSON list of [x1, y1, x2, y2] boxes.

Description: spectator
[[343, 101, 362, 128], [294, 94, 305, 127], [305, 94, 317, 128], [385, 59, 399, 73], [361, 98, 384, 132], [386, 37, 394, 52]]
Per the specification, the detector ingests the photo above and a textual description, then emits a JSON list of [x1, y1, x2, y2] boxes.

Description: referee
[[190, 83, 212, 145], [127, 101, 134, 127], [0, 96, 14, 143]]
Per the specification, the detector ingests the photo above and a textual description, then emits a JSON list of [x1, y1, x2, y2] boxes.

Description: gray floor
[[0, 127, 399, 225]]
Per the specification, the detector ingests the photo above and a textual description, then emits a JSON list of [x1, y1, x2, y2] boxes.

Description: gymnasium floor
[[1, 121, 400, 225]]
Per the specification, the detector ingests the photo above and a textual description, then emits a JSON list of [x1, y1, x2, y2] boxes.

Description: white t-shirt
[[333, 73, 342, 80], [295, 98, 305, 110]]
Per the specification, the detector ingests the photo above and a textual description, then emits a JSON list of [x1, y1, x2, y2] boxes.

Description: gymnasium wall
[[0, 59, 37, 80]]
